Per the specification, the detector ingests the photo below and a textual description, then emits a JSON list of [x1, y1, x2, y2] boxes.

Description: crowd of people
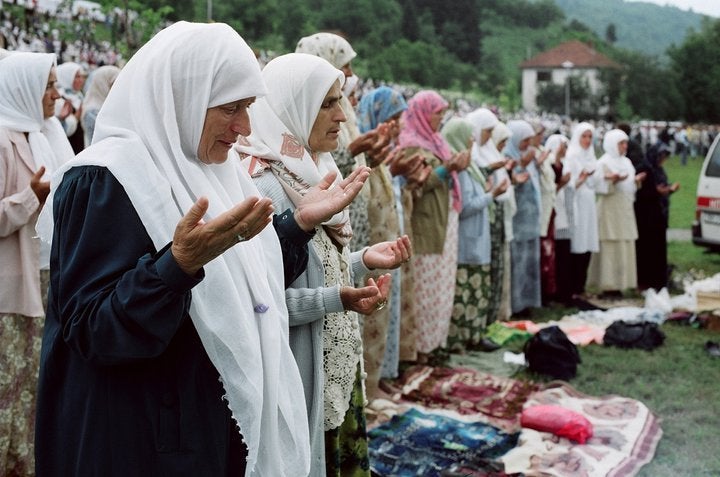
[[0, 16, 709, 477]]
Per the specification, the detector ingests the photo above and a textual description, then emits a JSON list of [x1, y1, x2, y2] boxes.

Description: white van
[[693, 134, 720, 251]]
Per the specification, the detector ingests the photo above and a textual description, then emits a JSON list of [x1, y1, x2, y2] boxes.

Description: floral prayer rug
[[501, 382, 662, 477], [397, 365, 540, 432]]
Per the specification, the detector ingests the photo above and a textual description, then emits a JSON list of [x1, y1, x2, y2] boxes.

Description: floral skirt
[[0, 270, 48, 477], [447, 263, 493, 352], [325, 367, 370, 477]]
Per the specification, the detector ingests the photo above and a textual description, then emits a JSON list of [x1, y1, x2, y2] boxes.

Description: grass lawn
[[664, 154, 705, 229]]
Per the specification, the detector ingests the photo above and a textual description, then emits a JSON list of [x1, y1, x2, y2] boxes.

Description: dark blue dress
[[35, 166, 312, 476]]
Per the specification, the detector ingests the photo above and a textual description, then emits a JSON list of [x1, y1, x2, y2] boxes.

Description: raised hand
[[340, 274, 392, 315], [293, 166, 371, 231], [171, 196, 274, 275], [493, 177, 510, 197], [362, 235, 412, 270], [30, 167, 51, 204], [447, 150, 471, 172]]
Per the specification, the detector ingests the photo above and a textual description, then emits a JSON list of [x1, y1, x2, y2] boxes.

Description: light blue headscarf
[[503, 119, 535, 160], [356, 86, 408, 133]]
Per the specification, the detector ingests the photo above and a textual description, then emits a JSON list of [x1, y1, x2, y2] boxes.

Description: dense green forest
[[84, 0, 720, 122]]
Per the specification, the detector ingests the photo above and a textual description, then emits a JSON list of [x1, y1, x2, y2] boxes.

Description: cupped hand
[[363, 235, 412, 270], [493, 178, 510, 197], [294, 166, 371, 231], [172, 196, 274, 276], [340, 274, 392, 315], [30, 167, 50, 204], [513, 170, 530, 185], [447, 150, 471, 172]]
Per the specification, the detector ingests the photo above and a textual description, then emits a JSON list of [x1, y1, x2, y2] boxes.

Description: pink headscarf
[[398, 90, 461, 211]]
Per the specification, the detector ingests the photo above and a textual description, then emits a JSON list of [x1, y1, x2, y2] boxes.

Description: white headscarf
[[56, 61, 84, 109], [466, 107, 499, 147], [0, 52, 75, 177], [38, 22, 309, 477], [598, 128, 636, 195], [81, 65, 120, 124], [295, 32, 357, 70], [235, 53, 351, 245], [566, 121, 597, 175]]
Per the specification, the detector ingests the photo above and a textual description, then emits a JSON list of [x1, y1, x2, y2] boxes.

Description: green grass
[[664, 154, 705, 229]]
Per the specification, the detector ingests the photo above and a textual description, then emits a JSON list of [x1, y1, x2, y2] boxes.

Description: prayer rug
[[501, 382, 662, 477], [397, 365, 540, 432], [368, 408, 519, 477]]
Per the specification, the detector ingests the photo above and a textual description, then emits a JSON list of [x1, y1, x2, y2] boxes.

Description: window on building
[[537, 71, 551, 82]]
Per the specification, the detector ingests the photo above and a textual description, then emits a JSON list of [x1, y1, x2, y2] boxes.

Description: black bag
[[603, 321, 665, 351], [523, 326, 581, 380]]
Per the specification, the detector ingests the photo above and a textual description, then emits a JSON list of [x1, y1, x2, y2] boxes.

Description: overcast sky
[[628, 0, 720, 17]]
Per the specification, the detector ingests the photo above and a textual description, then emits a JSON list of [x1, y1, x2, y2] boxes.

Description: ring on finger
[[236, 233, 246, 243], [375, 299, 387, 311]]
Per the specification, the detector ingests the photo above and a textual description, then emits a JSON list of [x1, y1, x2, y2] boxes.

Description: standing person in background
[[565, 122, 599, 305], [634, 144, 678, 290], [490, 121, 519, 321], [443, 117, 507, 352], [54, 61, 86, 153], [504, 120, 541, 317], [588, 129, 647, 297], [80, 65, 120, 147], [355, 86, 410, 399], [546, 134, 575, 306], [0, 51, 73, 477], [399, 91, 469, 357], [296, 32, 371, 253], [466, 109, 512, 329]]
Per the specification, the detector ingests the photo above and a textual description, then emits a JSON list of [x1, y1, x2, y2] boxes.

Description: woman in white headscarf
[[236, 53, 409, 477], [587, 129, 646, 295], [80, 64, 120, 147], [296, 32, 372, 252], [54, 61, 87, 153], [565, 122, 599, 302], [466, 109, 514, 327], [34, 22, 358, 477], [490, 121, 518, 321], [0, 50, 72, 477], [545, 134, 574, 305]]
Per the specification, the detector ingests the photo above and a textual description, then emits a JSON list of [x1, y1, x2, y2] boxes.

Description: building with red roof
[[519, 40, 621, 114]]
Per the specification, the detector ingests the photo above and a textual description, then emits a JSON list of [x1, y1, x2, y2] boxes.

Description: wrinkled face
[[72, 70, 87, 92], [480, 127, 493, 146], [617, 139, 628, 156], [308, 80, 346, 153], [197, 97, 255, 164], [43, 68, 60, 119], [579, 130, 593, 149], [429, 107, 446, 132]]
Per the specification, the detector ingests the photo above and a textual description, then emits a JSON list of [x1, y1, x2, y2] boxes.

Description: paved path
[[668, 228, 691, 241]]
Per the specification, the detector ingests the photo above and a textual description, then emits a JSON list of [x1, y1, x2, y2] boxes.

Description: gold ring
[[375, 300, 387, 311]]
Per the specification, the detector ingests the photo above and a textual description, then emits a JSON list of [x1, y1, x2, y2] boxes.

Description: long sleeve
[[273, 208, 313, 287], [0, 184, 39, 237], [49, 166, 202, 365], [458, 170, 493, 220]]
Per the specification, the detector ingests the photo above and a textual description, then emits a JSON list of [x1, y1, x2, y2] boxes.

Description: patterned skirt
[[413, 208, 459, 354], [0, 270, 48, 477], [447, 263, 493, 352], [325, 366, 370, 477]]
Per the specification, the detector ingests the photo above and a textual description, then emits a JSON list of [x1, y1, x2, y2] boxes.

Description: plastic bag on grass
[[520, 405, 593, 443]]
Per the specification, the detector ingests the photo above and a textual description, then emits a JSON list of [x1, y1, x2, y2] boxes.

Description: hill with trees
[[81, 0, 720, 121]]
